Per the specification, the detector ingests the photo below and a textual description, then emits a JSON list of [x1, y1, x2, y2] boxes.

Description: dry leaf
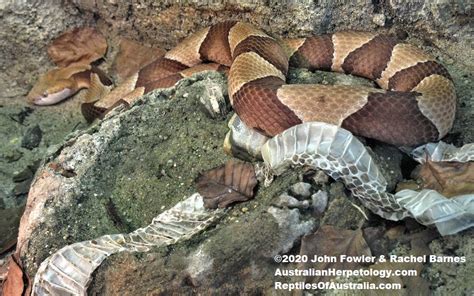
[[414, 160, 474, 197], [48, 27, 107, 67], [299, 225, 372, 283], [196, 160, 257, 209], [114, 38, 165, 82], [2, 255, 27, 296]]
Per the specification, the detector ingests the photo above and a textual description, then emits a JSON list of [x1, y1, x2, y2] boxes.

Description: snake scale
[[28, 22, 473, 295], [79, 21, 456, 149]]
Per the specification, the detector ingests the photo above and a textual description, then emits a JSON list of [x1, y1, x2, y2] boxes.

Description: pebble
[[12, 166, 33, 182], [311, 190, 328, 214], [311, 170, 329, 185], [241, 207, 248, 213], [275, 193, 310, 210], [372, 14, 386, 27], [21, 124, 43, 150], [14, 179, 32, 196], [289, 182, 312, 199]]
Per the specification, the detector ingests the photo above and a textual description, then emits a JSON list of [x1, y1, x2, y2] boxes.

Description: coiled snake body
[[132, 21, 456, 147], [119, 20, 463, 222]]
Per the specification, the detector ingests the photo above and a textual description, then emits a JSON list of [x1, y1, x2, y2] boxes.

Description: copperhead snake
[[28, 21, 473, 295], [81, 21, 455, 147]]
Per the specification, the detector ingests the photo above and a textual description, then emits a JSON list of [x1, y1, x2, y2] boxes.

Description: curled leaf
[[413, 160, 474, 197], [48, 27, 107, 67], [114, 38, 165, 82], [196, 160, 257, 209]]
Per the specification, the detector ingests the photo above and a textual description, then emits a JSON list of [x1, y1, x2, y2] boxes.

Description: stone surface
[[426, 230, 474, 295], [0, 206, 23, 254], [274, 193, 310, 210], [311, 190, 328, 214], [20, 125, 42, 150], [16, 72, 231, 279], [289, 182, 312, 199]]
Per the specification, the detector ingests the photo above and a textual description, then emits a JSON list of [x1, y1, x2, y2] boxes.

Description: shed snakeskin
[[32, 194, 223, 295]]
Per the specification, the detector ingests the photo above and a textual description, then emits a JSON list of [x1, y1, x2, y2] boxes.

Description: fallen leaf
[[2, 255, 27, 296], [114, 38, 165, 82], [299, 225, 372, 283], [413, 160, 474, 197], [48, 27, 107, 67], [196, 160, 257, 209]]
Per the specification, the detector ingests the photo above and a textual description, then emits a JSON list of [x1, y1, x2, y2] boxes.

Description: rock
[[3, 2, 472, 294], [310, 169, 329, 185], [371, 145, 403, 192], [21, 125, 42, 150], [289, 182, 312, 199], [15, 72, 232, 279], [425, 229, 474, 295], [12, 167, 34, 183], [267, 207, 315, 255], [13, 180, 31, 196], [0, 1, 90, 98], [0, 256, 8, 288], [194, 77, 229, 119], [88, 177, 305, 295], [0, 206, 24, 254], [184, 246, 214, 287], [372, 13, 386, 26], [321, 182, 368, 229], [274, 193, 310, 210], [363, 226, 390, 256], [311, 190, 328, 214]]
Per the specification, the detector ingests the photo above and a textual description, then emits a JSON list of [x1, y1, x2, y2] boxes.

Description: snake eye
[[42, 91, 48, 97]]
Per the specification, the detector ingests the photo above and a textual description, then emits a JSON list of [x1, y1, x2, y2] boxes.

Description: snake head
[[28, 86, 74, 106], [27, 64, 91, 105]]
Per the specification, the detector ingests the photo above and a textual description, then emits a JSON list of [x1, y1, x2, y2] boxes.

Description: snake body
[[128, 21, 456, 147]]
